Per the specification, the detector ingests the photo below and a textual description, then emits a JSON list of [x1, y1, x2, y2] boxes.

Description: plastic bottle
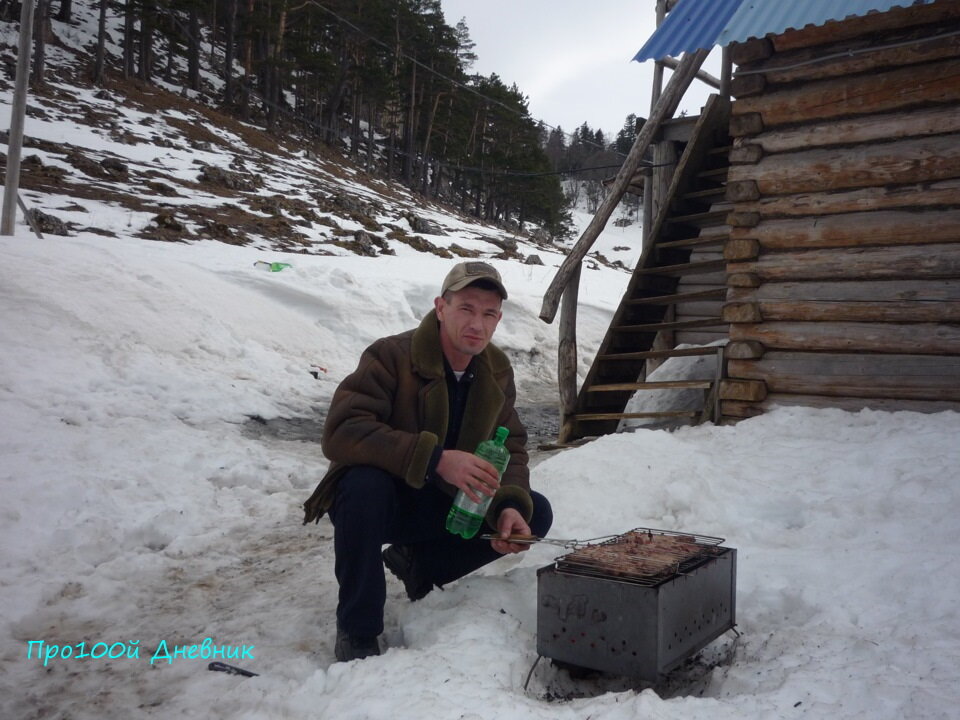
[[445, 426, 511, 539]]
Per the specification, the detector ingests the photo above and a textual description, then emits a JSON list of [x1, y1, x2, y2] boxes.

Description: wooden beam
[[731, 58, 960, 129], [747, 105, 960, 155], [736, 300, 960, 323], [725, 392, 960, 416], [728, 352, 960, 400], [734, 177, 960, 218], [719, 379, 767, 402], [587, 380, 712, 392], [539, 48, 710, 324], [730, 209, 960, 251], [728, 279, 960, 303], [727, 243, 960, 282], [749, 22, 960, 85], [660, 55, 722, 89], [557, 263, 581, 444], [727, 133, 960, 197], [771, 2, 960, 52], [730, 321, 960, 355]]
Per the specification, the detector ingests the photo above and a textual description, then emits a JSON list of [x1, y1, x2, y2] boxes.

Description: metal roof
[[634, 0, 940, 62]]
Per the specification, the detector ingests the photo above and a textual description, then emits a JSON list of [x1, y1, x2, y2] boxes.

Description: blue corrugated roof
[[717, 0, 938, 46], [633, 0, 745, 63], [634, 0, 940, 62]]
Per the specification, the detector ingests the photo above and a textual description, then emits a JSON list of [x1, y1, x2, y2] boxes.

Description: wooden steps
[[588, 380, 713, 392], [559, 94, 732, 443]]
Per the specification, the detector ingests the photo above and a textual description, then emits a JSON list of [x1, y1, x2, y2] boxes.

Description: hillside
[[1, 4, 640, 271]]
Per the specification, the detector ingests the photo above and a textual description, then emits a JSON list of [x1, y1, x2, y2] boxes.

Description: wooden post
[[540, 48, 710, 323], [643, 0, 667, 252], [2, 0, 36, 235], [557, 263, 582, 443]]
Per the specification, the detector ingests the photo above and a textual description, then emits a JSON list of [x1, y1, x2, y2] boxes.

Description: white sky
[[439, 0, 723, 139]]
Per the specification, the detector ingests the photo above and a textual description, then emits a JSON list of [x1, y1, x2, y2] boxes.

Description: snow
[[3, 7, 959, 718], [2, 225, 959, 720]]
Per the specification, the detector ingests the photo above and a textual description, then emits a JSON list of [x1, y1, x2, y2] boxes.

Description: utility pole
[[2, 0, 36, 235]]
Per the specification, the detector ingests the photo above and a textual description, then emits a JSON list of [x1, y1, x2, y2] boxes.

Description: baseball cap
[[440, 261, 508, 300]]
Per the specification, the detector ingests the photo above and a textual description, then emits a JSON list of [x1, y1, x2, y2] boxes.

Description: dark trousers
[[328, 465, 553, 637]]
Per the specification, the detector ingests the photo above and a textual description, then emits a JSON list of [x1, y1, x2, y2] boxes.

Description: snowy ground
[[1, 227, 959, 720]]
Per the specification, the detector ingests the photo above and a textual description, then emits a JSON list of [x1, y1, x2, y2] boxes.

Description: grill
[[537, 527, 737, 681]]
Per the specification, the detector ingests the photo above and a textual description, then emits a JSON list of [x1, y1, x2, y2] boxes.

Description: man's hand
[[435, 449, 499, 503], [490, 507, 532, 555]]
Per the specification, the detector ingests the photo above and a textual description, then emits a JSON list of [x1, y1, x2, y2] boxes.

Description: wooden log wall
[[720, 1, 960, 419]]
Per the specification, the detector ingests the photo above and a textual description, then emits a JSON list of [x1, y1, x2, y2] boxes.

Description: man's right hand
[[435, 449, 500, 503]]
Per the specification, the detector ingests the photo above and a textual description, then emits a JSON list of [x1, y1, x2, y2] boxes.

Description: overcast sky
[[438, 0, 723, 141]]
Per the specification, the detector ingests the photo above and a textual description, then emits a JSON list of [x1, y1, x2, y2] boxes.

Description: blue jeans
[[328, 465, 553, 636]]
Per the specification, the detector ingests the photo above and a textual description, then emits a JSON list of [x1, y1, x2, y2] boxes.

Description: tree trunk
[[224, 0, 236, 105], [56, 0, 71, 22], [123, 0, 135, 78], [138, 3, 153, 82], [188, 7, 200, 91], [92, 0, 107, 84], [31, 0, 49, 88]]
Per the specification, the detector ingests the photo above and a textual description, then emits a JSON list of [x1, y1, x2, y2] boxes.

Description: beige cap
[[440, 261, 508, 300]]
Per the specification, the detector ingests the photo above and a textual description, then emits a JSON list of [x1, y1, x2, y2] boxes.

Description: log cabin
[[543, 0, 960, 442]]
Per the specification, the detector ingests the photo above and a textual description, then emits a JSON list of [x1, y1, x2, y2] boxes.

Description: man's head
[[435, 261, 506, 371], [440, 261, 508, 301]]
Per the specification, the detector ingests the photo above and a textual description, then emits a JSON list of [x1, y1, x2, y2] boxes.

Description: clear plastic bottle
[[445, 426, 511, 539]]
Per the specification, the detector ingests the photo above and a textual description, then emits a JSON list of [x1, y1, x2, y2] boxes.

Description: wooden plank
[[725, 340, 764, 359], [674, 300, 726, 317], [719, 379, 767, 401], [634, 259, 726, 276], [727, 243, 960, 282], [733, 178, 960, 218], [748, 106, 960, 155], [614, 317, 726, 333], [727, 279, 960, 304], [626, 288, 726, 305], [770, 2, 960, 52], [557, 263, 582, 443], [728, 352, 960, 399], [728, 392, 960, 415], [727, 133, 960, 196], [752, 24, 960, 85], [599, 346, 720, 362], [731, 58, 960, 128], [735, 300, 960, 323], [730, 209, 960, 251], [729, 321, 960, 355], [574, 411, 698, 422], [675, 329, 729, 342], [587, 380, 712, 392]]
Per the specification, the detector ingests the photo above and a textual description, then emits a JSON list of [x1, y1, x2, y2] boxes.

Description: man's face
[[435, 285, 503, 369]]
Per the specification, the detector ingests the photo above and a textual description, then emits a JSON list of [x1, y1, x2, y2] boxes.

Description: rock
[[153, 212, 184, 232], [524, 254, 544, 266], [404, 212, 445, 236], [100, 157, 128, 176], [26, 209, 70, 236], [198, 164, 260, 191]]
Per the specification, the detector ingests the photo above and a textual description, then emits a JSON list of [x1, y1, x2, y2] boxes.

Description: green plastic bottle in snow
[[445, 426, 511, 539]]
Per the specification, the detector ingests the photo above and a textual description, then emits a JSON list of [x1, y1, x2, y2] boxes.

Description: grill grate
[[554, 527, 726, 587]]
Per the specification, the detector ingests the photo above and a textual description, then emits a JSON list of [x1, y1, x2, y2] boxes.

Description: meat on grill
[[561, 530, 707, 579]]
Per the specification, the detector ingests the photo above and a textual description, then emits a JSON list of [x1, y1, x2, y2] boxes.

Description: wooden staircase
[[560, 96, 732, 442]]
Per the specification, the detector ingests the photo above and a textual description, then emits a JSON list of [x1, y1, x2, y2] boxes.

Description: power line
[[301, 0, 629, 157]]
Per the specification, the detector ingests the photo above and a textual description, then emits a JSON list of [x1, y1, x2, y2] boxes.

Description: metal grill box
[[536, 546, 736, 680]]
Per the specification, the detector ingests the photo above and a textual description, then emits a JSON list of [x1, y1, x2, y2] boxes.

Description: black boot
[[382, 544, 434, 601], [334, 628, 381, 662]]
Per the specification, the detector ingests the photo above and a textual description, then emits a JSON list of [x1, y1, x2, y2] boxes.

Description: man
[[302, 261, 553, 662]]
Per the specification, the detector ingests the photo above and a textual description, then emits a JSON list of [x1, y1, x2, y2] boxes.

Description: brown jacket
[[302, 309, 532, 525]]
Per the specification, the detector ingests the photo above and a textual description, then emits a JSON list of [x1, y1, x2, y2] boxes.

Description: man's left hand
[[490, 507, 532, 555]]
